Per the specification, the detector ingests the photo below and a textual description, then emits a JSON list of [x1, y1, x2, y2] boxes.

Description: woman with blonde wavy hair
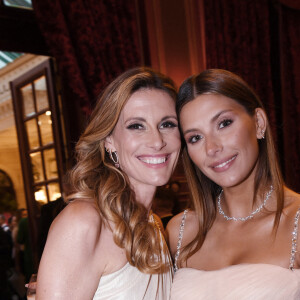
[[36, 67, 181, 299]]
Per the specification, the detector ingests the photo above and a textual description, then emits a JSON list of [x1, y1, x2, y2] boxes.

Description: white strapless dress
[[171, 208, 300, 300], [93, 213, 172, 300], [171, 263, 300, 300], [93, 261, 171, 300]]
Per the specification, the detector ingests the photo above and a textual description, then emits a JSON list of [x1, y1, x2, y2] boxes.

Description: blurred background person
[[0, 223, 13, 299], [37, 180, 70, 261], [17, 209, 34, 283]]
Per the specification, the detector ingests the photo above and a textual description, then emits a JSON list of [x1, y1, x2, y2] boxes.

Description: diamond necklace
[[217, 185, 274, 222]]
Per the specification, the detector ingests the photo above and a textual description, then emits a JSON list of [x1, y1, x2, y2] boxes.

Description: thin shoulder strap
[[289, 207, 300, 270], [174, 209, 188, 272]]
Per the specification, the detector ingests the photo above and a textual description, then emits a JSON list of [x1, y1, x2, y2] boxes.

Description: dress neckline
[[102, 262, 131, 278], [176, 262, 300, 273], [174, 207, 300, 272]]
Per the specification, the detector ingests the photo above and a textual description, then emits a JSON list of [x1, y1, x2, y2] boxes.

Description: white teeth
[[140, 157, 166, 164], [214, 156, 236, 168]]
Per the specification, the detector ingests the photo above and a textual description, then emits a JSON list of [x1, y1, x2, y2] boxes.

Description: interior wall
[[143, 0, 206, 86]]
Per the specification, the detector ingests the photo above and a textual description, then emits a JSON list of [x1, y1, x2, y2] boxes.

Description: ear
[[104, 135, 116, 152], [255, 108, 267, 139]]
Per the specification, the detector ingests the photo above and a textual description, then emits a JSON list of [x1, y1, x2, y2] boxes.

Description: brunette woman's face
[[106, 88, 181, 191], [180, 94, 265, 188]]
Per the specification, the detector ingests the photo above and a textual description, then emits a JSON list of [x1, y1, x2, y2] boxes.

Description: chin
[[147, 176, 170, 187], [215, 178, 243, 189]]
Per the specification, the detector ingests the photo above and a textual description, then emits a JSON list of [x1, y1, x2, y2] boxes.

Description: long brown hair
[[68, 67, 177, 273], [176, 69, 284, 266]]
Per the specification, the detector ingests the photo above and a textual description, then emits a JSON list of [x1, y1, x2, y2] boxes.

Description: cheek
[[162, 130, 181, 148], [113, 131, 139, 152], [187, 145, 203, 167], [169, 133, 181, 149], [236, 126, 258, 152], [119, 139, 139, 155]]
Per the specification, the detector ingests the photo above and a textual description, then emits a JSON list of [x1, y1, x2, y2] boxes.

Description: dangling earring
[[109, 149, 119, 168], [261, 129, 265, 139]]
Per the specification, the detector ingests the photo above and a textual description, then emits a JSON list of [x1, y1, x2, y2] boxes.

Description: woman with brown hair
[[167, 69, 300, 299], [37, 67, 181, 299]]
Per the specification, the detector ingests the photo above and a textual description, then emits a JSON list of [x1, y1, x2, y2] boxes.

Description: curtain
[[279, 2, 300, 191], [204, 0, 276, 131], [204, 0, 300, 191], [31, 0, 141, 115]]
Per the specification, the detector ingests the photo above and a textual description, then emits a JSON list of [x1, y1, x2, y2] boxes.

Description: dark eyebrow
[[161, 115, 178, 121], [125, 117, 145, 123], [183, 128, 198, 136], [183, 109, 233, 136], [211, 109, 233, 123], [125, 115, 177, 123]]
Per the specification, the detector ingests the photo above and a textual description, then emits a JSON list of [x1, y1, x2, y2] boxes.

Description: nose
[[205, 136, 222, 157], [147, 129, 166, 150]]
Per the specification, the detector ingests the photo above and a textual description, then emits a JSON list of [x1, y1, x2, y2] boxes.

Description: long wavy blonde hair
[[176, 69, 284, 267], [68, 67, 177, 274]]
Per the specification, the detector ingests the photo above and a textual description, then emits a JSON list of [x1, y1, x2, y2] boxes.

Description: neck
[[220, 182, 273, 221], [133, 185, 157, 212]]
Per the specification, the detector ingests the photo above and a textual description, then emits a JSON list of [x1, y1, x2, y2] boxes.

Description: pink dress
[[171, 209, 300, 300]]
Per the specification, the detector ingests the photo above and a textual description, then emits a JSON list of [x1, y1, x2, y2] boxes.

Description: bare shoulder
[[282, 187, 300, 269], [285, 187, 300, 202], [56, 199, 100, 226], [166, 210, 198, 256], [277, 187, 300, 237], [48, 199, 101, 241], [45, 199, 103, 258], [283, 187, 300, 217], [37, 199, 105, 299], [166, 212, 184, 254]]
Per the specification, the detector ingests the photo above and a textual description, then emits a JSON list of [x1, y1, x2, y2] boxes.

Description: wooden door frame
[[10, 58, 66, 267]]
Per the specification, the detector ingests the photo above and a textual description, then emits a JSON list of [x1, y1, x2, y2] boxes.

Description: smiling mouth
[[139, 156, 168, 165], [213, 155, 237, 169]]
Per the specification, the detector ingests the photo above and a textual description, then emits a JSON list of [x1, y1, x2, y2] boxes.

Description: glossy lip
[[210, 154, 237, 172], [137, 154, 170, 168]]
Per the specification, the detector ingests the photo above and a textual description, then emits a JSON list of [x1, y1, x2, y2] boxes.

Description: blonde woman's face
[[107, 89, 181, 192], [180, 94, 263, 188]]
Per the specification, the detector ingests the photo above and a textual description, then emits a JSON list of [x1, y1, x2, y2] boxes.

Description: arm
[[285, 188, 300, 269], [166, 210, 198, 265], [36, 200, 104, 300]]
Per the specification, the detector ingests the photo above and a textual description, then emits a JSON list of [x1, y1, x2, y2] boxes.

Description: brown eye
[[187, 134, 202, 144], [127, 123, 143, 130], [219, 119, 233, 129], [160, 121, 177, 129]]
